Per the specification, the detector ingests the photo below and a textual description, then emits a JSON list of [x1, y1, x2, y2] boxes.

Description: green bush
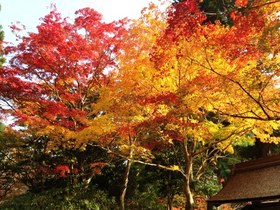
[[0, 184, 116, 210], [127, 183, 165, 210]]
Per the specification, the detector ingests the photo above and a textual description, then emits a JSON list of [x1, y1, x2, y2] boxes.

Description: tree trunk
[[167, 171, 174, 210], [119, 159, 132, 210], [167, 194, 174, 210], [183, 173, 195, 210], [183, 138, 195, 210]]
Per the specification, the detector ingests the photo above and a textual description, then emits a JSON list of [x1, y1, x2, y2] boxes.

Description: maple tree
[[154, 1, 279, 208], [0, 0, 279, 209], [0, 6, 128, 202], [82, 0, 279, 209], [67, 5, 168, 209], [0, 6, 127, 147]]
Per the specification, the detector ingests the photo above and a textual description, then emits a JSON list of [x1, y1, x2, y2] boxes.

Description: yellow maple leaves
[[28, 1, 280, 156]]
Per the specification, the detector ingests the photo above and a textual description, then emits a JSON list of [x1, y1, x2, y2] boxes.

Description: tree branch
[[93, 144, 187, 179]]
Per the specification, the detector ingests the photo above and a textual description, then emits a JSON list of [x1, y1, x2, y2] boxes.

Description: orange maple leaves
[[235, 0, 248, 7]]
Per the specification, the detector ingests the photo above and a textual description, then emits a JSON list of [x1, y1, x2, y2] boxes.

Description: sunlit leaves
[[1, 0, 279, 172], [235, 0, 248, 7], [0, 7, 128, 150]]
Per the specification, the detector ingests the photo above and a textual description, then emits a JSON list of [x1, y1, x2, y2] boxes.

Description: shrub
[[0, 184, 116, 210]]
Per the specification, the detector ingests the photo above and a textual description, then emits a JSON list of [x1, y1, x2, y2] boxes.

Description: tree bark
[[167, 194, 174, 210], [167, 171, 174, 210], [183, 137, 195, 210], [183, 178, 195, 210], [183, 161, 195, 210], [119, 159, 132, 210]]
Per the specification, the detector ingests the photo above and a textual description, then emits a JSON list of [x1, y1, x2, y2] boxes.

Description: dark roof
[[208, 155, 280, 205]]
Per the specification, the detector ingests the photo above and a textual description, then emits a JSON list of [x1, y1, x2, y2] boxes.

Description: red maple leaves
[[235, 0, 248, 7], [0, 7, 128, 131], [165, 0, 206, 39]]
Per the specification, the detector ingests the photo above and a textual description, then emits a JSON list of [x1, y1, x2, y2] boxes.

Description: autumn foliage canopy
[[0, 0, 279, 208]]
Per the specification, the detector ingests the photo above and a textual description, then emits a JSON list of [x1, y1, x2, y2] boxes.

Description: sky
[[0, 0, 170, 44]]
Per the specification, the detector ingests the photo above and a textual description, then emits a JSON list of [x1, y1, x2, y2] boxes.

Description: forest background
[[0, 0, 279, 209]]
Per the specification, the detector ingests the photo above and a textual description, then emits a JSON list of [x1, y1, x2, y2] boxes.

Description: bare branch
[[93, 144, 187, 179]]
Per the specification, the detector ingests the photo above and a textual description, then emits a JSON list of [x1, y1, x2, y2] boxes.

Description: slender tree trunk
[[120, 162, 130, 209], [183, 137, 195, 210], [183, 169, 195, 210], [167, 195, 174, 210], [119, 159, 132, 210], [119, 133, 134, 210], [167, 172, 174, 210]]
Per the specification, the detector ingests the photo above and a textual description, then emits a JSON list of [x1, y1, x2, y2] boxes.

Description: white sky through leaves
[[0, 0, 170, 43]]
